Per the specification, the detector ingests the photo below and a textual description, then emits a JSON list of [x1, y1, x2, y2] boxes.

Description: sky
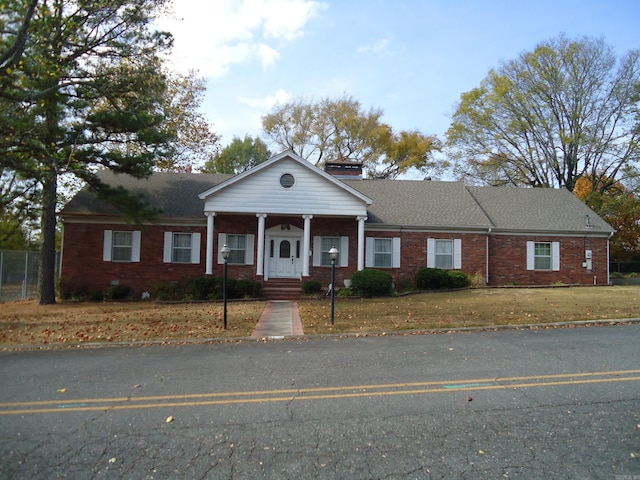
[[157, 0, 640, 173]]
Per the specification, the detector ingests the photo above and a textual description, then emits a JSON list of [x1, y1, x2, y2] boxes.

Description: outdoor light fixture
[[221, 243, 231, 330], [329, 246, 339, 326]]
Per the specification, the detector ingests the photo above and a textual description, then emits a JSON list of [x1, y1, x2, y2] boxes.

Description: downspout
[[607, 231, 614, 285], [486, 228, 492, 285]]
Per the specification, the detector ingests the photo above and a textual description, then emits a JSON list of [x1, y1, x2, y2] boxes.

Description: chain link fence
[[0, 250, 61, 303]]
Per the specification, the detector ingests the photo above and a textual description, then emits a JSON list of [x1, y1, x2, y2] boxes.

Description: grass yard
[[0, 301, 265, 346], [0, 286, 638, 346], [298, 286, 640, 335]]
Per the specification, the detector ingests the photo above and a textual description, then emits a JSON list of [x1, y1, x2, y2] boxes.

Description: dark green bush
[[338, 286, 353, 296], [350, 269, 393, 297], [302, 280, 322, 294], [395, 277, 415, 293], [105, 284, 132, 300], [57, 277, 89, 301], [153, 281, 184, 301], [186, 276, 223, 300], [415, 268, 448, 290], [232, 279, 262, 298], [415, 268, 470, 290], [446, 270, 470, 288]]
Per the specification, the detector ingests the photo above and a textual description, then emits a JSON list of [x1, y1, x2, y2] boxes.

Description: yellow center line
[[1, 369, 638, 416]]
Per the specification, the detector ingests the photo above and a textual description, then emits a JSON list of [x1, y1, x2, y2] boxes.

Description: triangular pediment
[[199, 151, 371, 217]]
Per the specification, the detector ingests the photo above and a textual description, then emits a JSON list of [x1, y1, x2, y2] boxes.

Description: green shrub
[[446, 270, 470, 289], [350, 269, 393, 297], [338, 286, 353, 296], [57, 277, 89, 301], [395, 277, 415, 293], [232, 279, 262, 298], [415, 268, 470, 290], [88, 290, 105, 302], [610, 271, 624, 279], [415, 268, 448, 290], [302, 280, 322, 294], [153, 281, 184, 301], [105, 284, 132, 300], [186, 276, 223, 300]]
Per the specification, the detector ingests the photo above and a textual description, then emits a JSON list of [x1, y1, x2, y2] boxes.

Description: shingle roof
[[61, 170, 613, 235], [466, 185, 612, 233], [343, 179, 492, 229], [61, 171, 233, 219]]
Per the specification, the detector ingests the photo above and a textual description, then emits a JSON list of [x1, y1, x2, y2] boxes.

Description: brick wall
[[62, 222, 208, 295], [488, 234, 609, 285], [62, 215, 610, 296]]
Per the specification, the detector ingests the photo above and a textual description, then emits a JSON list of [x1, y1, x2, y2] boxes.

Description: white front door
[[269, 236, 302, 278]]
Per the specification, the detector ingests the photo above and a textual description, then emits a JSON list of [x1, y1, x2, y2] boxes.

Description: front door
[[269, 236, 302, 278]]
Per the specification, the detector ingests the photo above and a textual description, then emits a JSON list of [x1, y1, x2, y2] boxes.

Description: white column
[[302, 214, 313, 277], [357, 215, 367, 271], [205, 212, 215, 275], [256, 213, 267, 276]]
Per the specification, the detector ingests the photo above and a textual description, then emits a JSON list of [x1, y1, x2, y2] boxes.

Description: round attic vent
[[280, 173, 295, 189]]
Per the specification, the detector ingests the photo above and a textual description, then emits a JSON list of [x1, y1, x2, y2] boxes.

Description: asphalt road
[[0, 325, 639, 479]]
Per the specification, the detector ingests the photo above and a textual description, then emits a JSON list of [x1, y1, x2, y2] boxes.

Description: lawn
[[298, 285, 640, 335], [0, 300, 265, 346], [0, 286, 638, 346]]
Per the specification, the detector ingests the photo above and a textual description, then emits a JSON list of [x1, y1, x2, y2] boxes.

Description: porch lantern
[[329, 246, 339, 326], [221, 243, 231, 330]]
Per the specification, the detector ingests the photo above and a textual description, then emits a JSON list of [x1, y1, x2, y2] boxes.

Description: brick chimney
[[324, 160, 363, 180]]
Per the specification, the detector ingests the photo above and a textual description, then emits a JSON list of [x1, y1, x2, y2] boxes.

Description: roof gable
[[198, 151, 372, 216]]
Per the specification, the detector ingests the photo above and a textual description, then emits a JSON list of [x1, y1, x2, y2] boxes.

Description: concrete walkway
[[251, 301, 304, 338]]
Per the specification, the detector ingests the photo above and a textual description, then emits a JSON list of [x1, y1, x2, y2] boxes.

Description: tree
[[0, 0, 175, 304], [202, 135, 271, 174], [574, 176, 640, 261], [155, 70, 221, 172], [446, 34, 640, 192], [262, 94, 442, 179]]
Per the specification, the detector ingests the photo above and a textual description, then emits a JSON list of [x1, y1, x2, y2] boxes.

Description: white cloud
[[157, 0, 327, 78], [239, 89, 292, 109], [357, 35, 393, 55]]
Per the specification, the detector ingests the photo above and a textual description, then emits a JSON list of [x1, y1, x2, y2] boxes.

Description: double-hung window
[[435, 239, 454, 269], [365, 237, 401, 268], [218, 233, 255, 265], [163, 232, 201, 264], [227, 234, 247, 264], [534, 242, 551, 270], [526, 241, 560, 271], [312, 236, 349, 267], [374, 238, 393, 267], [321, 237, 340, 266], [112, 231, 133, 262], [103, 230, 141, 262], [427, 238, 462, 269]]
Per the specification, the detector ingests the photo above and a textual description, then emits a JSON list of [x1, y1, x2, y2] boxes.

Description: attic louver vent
[[280, 173, 295, 188]]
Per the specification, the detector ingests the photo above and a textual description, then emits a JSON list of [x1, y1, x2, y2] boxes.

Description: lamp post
[[220, 243, 230, 330], [329, 246, 339, 326]]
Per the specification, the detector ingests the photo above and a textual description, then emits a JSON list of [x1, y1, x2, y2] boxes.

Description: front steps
[[262, 278, 303, 300]]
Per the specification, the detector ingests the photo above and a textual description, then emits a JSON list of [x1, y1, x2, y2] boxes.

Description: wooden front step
[[262, 278, 303, 300]]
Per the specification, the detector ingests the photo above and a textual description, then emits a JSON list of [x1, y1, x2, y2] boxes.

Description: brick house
[[60, 151, 614, 297]]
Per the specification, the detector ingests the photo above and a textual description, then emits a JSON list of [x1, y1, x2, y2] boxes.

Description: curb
[[2, 318, 640, 352]]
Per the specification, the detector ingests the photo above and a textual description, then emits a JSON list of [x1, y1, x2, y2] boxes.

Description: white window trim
[[527, 241, 560, 271], [163, 232, 201, 264], [312, 236, 349, 267], [427, 238, 462, 269], [217, 233, 255, 265], [365, 237, 401, 268], [103, 230, 141, 263]]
